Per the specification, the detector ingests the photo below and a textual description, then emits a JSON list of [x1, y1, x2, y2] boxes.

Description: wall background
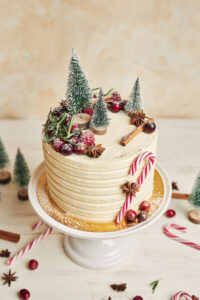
[[0, 0, 200, 120]]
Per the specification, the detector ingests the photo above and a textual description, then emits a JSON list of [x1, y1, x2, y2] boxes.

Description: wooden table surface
[[0, 119, 200, 300]]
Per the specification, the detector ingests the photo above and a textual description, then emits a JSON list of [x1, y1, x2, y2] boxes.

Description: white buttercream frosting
[[42, 111, 157, 222]]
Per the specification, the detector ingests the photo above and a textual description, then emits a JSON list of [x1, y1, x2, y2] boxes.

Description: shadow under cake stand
[[28, 161, 171, 270]]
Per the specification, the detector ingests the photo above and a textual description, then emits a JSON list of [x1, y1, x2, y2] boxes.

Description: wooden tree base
[[18, 187, 29, 201], [74, 113, 91, 129], [92, 127, 107, 135], [188, 210, 200, 224], [0, 171, 11, 184]]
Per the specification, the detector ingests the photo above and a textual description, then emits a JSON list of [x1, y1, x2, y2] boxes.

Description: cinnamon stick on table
[[172, 193, 190, 200], [0, 230, 20, 243]]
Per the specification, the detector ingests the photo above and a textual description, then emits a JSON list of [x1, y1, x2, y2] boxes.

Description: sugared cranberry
[[52, 107, 63, 118], [28, 259, 38, 270], [64, 114, 71, 125], [74, 143, 86, 154], [120, 100, 128, 110], [69, 137, 79, 144], [79, 131, 95, 146], [93, 94, 97, 98], [19, 289, 30, 299], [52, 138, 65, 152], [166, 209, 176, 218], [112, 92, 121, 101], [111, 101, 121, 113], [81, 107, 94, 116], [61, 144, 73, 156], [70, 123, 79, 133], [125, 210, 137, 223], [133, 296, 143, 300], [138, 211, 148, 222], [140, 201, 151, 211], [143, 122, 156, 134]]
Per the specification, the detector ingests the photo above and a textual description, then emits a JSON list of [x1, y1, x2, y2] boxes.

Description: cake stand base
[[63, 234, 134, 269]]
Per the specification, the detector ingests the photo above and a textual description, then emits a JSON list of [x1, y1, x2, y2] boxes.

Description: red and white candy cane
[[164, 223, 200, 251], [172, 291, 192, 300], [115, 151, 155, 224], [32, 220, 45, 231], [7, 226, 53, 266]]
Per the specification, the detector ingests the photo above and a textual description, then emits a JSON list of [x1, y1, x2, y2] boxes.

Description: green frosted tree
[[125, 78, 143, 113], [90, 88, 110, 128], [189, 172, 200, 209], [13, 148, 30, 188], [0, 138, 9, 170], [66, 48, 92, 115]]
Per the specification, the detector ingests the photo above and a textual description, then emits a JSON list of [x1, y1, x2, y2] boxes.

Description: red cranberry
[[52, 138, 65, 152], [140, 201, 151, 211], [125, 210, 137, 223], [111, 101, 121, 113], [61, 144, 73, 156], [52, 107, 63, 118], [143, 122, 156, 134], [69, 137, 79, 144], [74, 143, 86, 154], [112, 92, 121, 101], [19, 289, 30, 299], [79, 131, 95, 146], [138, 211, 148, 222], [64, 114, 71, 125], [70, 123, 79, 133], [120, 100, 128, 110], [166, 209, 176, 218], [29, 259, 38, 270], [93, 94, 97, 98], [81, 107, 94, 116], [133, 296, 143, 300]]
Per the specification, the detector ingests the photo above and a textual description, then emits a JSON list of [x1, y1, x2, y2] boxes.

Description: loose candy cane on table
[[7, 226, 53, 266], [164, 223, 200, 251], [32, 220, 45, 231], [172, 291, 193, 300], [115, 151, 155, 224]]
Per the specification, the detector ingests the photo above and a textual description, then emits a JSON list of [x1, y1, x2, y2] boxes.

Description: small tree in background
[[0, 138, 9, 170], [189, 172, 200, 209], [66, 48, 92, 115], [90, 88, 110, 129], [13, 148, 30, 200], [125, 78, 143, 113]]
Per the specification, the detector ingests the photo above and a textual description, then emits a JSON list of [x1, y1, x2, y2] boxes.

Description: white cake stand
[[28, 161, 171, 269]]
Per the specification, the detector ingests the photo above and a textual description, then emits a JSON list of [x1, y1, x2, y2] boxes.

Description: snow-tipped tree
[[13, 148, 30, 188], [0, 138, 9, 170], [125, 78, 143, 113], [66, 48, 92, 115], [189, 172, 200, 209], [90, 88, 110, 128]]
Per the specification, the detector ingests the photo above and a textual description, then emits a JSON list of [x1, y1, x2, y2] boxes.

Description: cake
[[41, 49, 158, 229]]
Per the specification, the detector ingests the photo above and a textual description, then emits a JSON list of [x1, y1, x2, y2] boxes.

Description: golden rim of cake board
[[37, 170, 164, 232]]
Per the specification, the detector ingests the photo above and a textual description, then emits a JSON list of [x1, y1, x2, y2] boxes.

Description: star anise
[[110, 283, 127, 292], [2, 269, 18, 287], [121, 182, 140, 197], [85, 144, 105, 158], [0, 249, 11, 258], [129, 110, 146, 127], [172, 181, 179, 190], [59, 99, 68, 109]]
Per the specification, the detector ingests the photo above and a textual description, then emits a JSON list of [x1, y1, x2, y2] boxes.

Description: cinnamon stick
[[120, 118, 154, 146], [92, 96, 112, 104], [172, 192, 190, 200], [0, 230, 20, 243]]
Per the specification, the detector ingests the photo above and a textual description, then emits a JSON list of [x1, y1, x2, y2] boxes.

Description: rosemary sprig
[[104, 88, 114, 96], [150, 279, 160, 293]]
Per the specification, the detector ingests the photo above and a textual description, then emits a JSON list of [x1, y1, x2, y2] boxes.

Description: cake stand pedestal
[[29, 161, 171, 270]]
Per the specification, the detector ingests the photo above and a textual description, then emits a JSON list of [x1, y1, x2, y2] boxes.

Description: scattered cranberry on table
[[19, 289, 30, 299], [111, 101, 121, 113], [143, 122, 156, 134], [137, 211, 148, 222], [52, 138, 65, 153], [125, 210, 137, 223], [112, 92, 121, 101], [140, 200, 151, 211], [166, 209, 176, 218], [133, 296, 143, 300], [61, 144, 73, 156]]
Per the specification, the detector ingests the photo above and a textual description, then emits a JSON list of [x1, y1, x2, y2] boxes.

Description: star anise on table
[[172, 181, 179, 190], [121, 181, 140, 197], [110, 283, 127, 292], [0, 249, 11, 258], [129, 110, 146, 127], [84, 144, 105, 158], [2, 269, 18, 287]]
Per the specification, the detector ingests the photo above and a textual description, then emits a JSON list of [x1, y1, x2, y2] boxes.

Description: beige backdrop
[[0, 0, 200, 120]]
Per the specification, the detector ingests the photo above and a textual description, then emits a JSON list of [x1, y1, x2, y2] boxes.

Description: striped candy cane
[[164, 223, 200, 251], [7, 227, 53, 266], [172, 291, 192, 300], [32, 220, 45, 231], [115, 151, 155, 224]]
